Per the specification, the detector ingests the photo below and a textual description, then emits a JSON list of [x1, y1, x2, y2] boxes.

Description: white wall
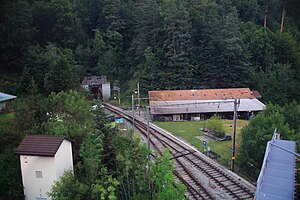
[[20, 155, 56, 200], [20, 139, 73, 200], [102, 83, 111, 101], [55, 140, 73, 180]]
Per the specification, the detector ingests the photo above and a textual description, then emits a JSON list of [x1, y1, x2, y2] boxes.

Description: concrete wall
[[102, 83, 111, 101], [55, 140, 73, 180], [20, 155, 56, 200]]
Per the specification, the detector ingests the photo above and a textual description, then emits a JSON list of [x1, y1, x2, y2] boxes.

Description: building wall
[[55, 140, 73, 180], [102, 83, 111, 101], [20, 155, 56, 200], [0, 102, 5, 111]]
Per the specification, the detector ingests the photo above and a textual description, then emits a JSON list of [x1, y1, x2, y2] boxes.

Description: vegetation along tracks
[[104, 103, 256, 200]]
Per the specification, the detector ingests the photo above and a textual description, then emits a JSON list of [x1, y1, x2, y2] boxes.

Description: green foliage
[[46, 90, 93, 139], [0, 114, 23, 200], [91, 176, 119, 200], [1, 0, 300, 197], [18, 44, 79, 94], [151, 149, 186, 200], [79, 131, 103, 183], [0, 113, 22, 153], [206, 115, 226, 137], [280, 101, 300, 132], [2, 0, 300, 102], [252, 63, 297, 105], [47, 170, 89, 200], [14, 79, 48, 134], [113, 135, 150, 199], [44, 47, 79, 93], [238, 104, 297, 178], [0, 150, 23, 200]]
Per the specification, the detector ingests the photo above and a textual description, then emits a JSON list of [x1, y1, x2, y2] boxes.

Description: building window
[[35, 171, 43, 178], [36, 197, 47, 200]]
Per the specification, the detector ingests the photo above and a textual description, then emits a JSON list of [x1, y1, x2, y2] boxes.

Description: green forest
[[0, 0, 300, 103], [1, 0, 300, 199]]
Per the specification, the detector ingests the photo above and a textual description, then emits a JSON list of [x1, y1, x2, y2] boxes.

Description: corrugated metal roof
[[149, 88, 256, 101], [256, 139, 296, 200], [0, 92, 16, 102], [150, 99, 266, 115], [15, 135, 71, 157]]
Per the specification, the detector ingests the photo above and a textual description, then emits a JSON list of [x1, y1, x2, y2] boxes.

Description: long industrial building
[[148, 88, 266, 121]]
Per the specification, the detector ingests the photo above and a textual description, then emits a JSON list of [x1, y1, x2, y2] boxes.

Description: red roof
[[15, 135, 71, 157], [149, 88, 256, 101]]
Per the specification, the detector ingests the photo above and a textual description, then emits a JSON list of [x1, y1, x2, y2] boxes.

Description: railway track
[[104, 103, 256, 200]]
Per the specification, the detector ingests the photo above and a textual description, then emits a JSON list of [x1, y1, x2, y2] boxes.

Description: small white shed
[[15, 135, 73, 200]]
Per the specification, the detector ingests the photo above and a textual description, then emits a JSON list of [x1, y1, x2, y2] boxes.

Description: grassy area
[[154, 120, 249, 168], [0, 113, 15, 127]]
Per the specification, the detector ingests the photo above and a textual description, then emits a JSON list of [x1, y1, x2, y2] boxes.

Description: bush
[[206, 115, 226, 137]]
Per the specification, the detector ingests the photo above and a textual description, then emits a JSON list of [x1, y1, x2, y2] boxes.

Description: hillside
[[0, 0, 299, 104]]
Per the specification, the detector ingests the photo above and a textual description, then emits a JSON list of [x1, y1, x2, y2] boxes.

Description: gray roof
[[150, 99, 266, 115], [81, 76, 107, 86], [256, 139, 296, 200], [0, 92, 17, 102]]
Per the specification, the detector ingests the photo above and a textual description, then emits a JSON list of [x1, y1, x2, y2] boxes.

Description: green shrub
[[206, 115, 226, 137]]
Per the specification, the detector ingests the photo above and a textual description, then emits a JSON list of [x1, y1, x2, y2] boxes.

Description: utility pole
[[146, 106, 151, 173], [118, 88, 120, 105], [137, 82, 141, 116], [132, 94, 135, 133], [231, 98, 238, 172]]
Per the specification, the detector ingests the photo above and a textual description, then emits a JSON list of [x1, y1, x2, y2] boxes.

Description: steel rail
[[104, 103, 255, 200]]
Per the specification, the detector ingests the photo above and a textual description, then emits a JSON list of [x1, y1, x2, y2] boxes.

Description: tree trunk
[[264, 0, 269, 29], [280, 4, 286, 32]]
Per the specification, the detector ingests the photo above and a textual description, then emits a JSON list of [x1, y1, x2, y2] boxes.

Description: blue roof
[[256, 139, 296, 200], [0, 92, 17, 102]]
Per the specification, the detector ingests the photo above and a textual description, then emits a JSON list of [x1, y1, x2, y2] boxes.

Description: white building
[[15, 135, 73, 200]]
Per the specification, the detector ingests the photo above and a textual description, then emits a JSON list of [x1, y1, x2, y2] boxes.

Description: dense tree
[[160, 0, 192, 89], [46, 90, 93, 139], [44, 47, 79, 93], [1, 1, 300, 197], [151, 149, 186, 200], [14, 79, 48, 133], [1, 0, 299, 103], [238, 104, 298, 178], [0, 150, 23, 200], [47, 170, 89, 200]]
